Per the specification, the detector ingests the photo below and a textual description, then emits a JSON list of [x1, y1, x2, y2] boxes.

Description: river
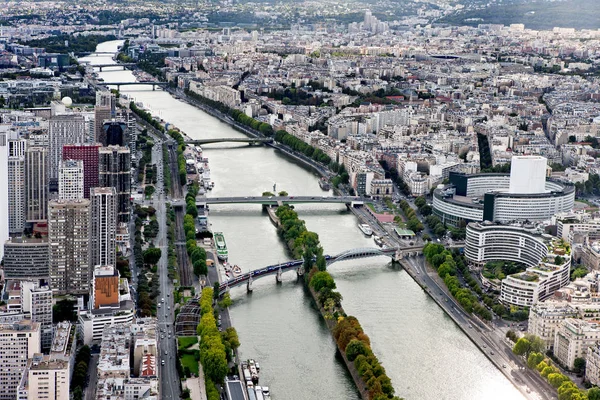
[[82, 40, 526, 400]]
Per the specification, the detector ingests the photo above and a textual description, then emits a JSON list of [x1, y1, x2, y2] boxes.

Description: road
[[149, 134, 181, 400], [84, 354, 99, 400]]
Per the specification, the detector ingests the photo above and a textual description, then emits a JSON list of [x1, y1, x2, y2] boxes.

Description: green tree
[[512, 337, 531, 357], [548, 373, 569, 388], [218, 292, 233, 308], [309, 271, 336, 292], [527, 352, 545, 369], [588, 387, 600, 400], [346, 339, 370, 361], [573, 357, 586, 374], [143, 247, 162, 265], [53, 298, 77, 323], [278, 191, 288, 196]]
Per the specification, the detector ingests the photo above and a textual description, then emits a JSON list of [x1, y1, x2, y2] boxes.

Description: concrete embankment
[[266, 206, 281, 227]]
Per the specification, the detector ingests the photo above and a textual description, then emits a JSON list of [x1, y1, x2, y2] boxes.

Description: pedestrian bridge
[[185, 138, 273, 145], [198, 195, 364, 207], [218, 246, 423, 296]]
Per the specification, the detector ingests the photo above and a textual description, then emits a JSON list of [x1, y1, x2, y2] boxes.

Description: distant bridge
[[185, 137, 273, 146], [198, 195, 364, 207], [102, 81, 168, 91], [218, 246, 424, 295], [89, 63, 136, 71]]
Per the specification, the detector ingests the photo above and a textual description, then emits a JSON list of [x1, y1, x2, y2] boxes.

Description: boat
[[232, 265, 242, 277], [255, 386, 265, 400], [358, 223, 373, 236], [373, 236, 383, 247], [318, 177, 331, 191], [262, 387, 271, 400], [214, 232, 228, 261]]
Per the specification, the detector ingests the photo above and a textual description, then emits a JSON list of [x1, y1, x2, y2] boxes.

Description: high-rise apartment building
[[48, 199, 91, 295], [102, 120, 126, 146], [3, 237, 49, 280], [25, 147, 48, 223], [99, 146, 131, 222], [62, 143, 101, 199], [21, 280, 53, 351], [90, 187, 117, 268], [58, 159, 84, 200], [48, 115, 86, 184], [0, 320, 40, 400], [0, 133, 10, 260], [8, 137, 27, 234]]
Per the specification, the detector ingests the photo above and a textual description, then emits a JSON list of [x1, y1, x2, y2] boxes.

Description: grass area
[[366, 202, 376, 212], [178, 336, 198, 350], [180, 353, 199, 376]]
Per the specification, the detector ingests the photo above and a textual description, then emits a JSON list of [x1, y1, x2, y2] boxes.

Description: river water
[[82, 40, 526, 400]]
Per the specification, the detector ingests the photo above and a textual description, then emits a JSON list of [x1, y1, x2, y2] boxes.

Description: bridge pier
[[247, 276, 253, 293], [276, 268, 282, 283], [296, 266, 305, 277]]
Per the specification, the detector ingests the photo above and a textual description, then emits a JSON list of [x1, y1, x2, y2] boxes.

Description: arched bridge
[[217, 246, 422, 296], [185, 138, 273, 146]]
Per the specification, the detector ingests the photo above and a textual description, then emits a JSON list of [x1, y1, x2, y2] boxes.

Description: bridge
[[197, 195, 364, 207], [217, 246, 423, 296], [89, 63, 136, 71], [185, 137, 273, 146], [101, 81, 168, 91]]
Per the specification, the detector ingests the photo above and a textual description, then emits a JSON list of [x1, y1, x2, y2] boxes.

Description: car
[[502, 364, 507, 368], [164, 351, 168, 355], [490, 351, 494, 355], [482, 344, 486, 348]]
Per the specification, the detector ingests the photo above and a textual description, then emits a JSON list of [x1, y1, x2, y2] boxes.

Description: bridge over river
[[218, 246, 424, 296], [197, 195, 365, 207], [185, 138, 273, 145]]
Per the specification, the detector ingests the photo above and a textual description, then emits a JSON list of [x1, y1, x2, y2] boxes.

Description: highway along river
[[84, 40, 525, 400]]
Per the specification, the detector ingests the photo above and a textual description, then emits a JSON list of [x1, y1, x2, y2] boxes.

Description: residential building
[[62, 143, 101, 199], [528, 302, 579, 350], [19, 354, 70, 400], [20, 280, 53, 351], [48, 199, 91, 294], [0, 320, 40, 400], [99, 146, 131, 222], [0, 133, 10, 260], [586, 345, 600, 386], [554, 318, 600, 369], [58, 159, 84, 200], [48, 115, 86, 185], [90, 187, 117, 268], [8, 137, 27, 234], [370, 179, 393, 200], [3, 237, 49, 280], [25, 146, 48, 223]]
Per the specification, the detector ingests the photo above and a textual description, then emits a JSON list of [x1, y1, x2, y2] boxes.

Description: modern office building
[[90, 187, 117, 269], [0, 320, 40, 400], [432, 156, 575, 227], [8, 137, 27, 234], [25, 146, 48, 223], [48, 199, 91, 295], [3, 237, 49, 280], [102, 120, 126, 146], [58, 159, 84, 200], [99, 146, 131, 222], [19, 354, 70, 400], [48, 115, 86, 184], [62, 143, 101, 199], [94, 105, 112, 145]]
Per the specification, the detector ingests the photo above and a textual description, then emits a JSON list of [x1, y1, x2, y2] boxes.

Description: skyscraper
[[8, 137, 27, 234], [0, 133, 10, 261], [48, 115, 86, 185], [58, 159, 84, 200], [0, 320, 40, 400], [90, 187, 117, 268], [102, 120, 127, 146], [99, 146, 131, 222], [62, 143, 101, 199], [48, 199, 91, 295], [25, 146, 48, 223], [94, 105, 111, 145]]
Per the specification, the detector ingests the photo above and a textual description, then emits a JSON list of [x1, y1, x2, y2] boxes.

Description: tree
[[346, 339, 370, 361], [512, 337, 531, 357], [143, 247, 162, 265], [573, 357, 586, 374], [213, 282, 220, 300], [53, 298, 77, 323], [278, 191, 288, 196], [527, 352, 545, 369], [309, 271, 336, 292], [548, 373, 569, 388], [524, 334, 545, 354], [588, 387, 600, 400], [218, 293, 232, 309]]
